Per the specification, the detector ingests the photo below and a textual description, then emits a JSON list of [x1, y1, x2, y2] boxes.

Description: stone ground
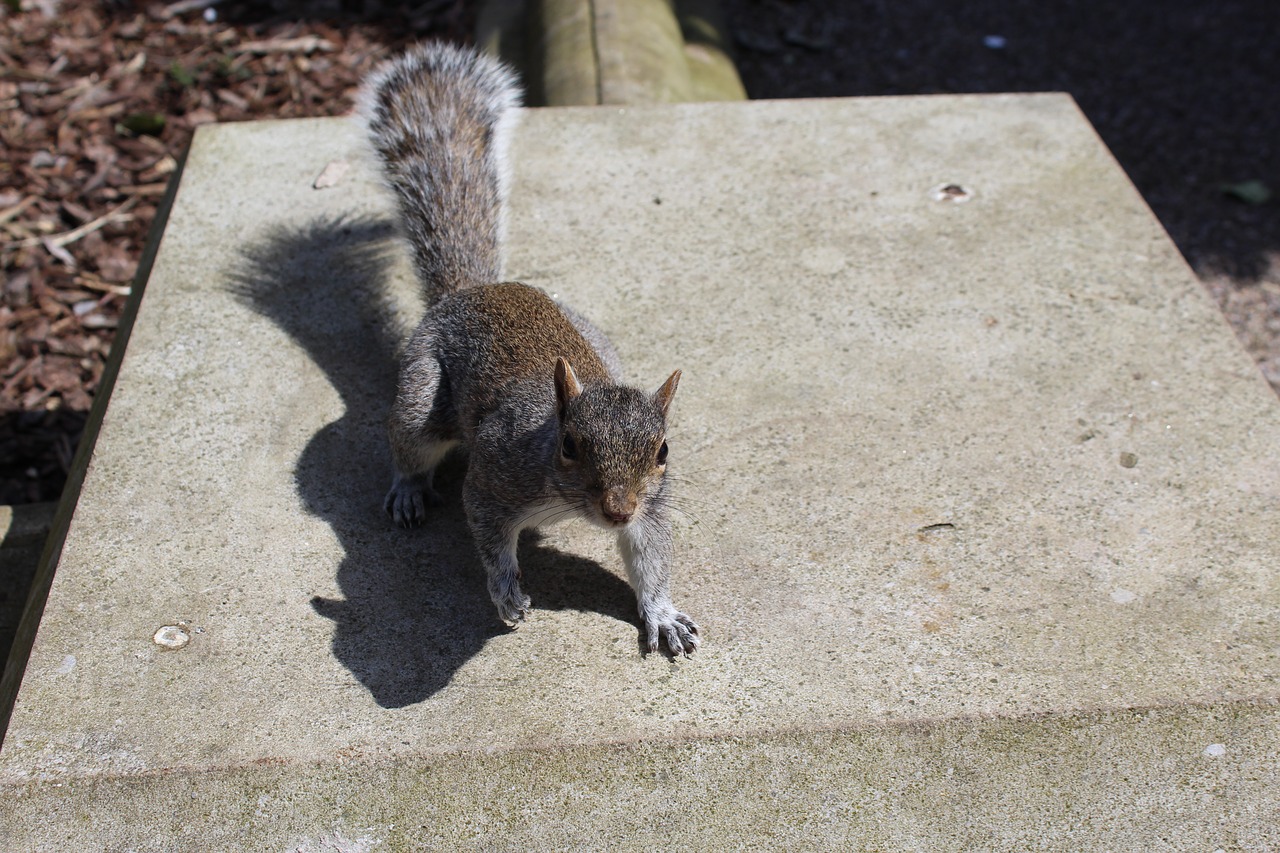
[[0, 0, 1277, 674], [4, 95, 1279, 848]]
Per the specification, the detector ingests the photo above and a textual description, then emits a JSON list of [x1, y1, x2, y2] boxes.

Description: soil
[[1, 0, 1277, 508]]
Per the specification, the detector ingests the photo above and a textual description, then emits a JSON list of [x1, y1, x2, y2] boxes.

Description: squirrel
[[358, 42, 700, 656]]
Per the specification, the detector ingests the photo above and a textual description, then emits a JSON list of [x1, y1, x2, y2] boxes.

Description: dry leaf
[[313, 159, 350, 189]]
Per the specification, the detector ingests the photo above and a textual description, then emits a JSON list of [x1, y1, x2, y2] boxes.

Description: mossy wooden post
[[536, 0, 602, 105], [477, 0, 745, 106], [476, 0, 534, 97], [675, 0, 747, 102], [592, 0, 694, 104]]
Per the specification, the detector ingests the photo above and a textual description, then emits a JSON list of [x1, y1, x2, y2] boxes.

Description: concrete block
[[2, 95, 1278, 846]]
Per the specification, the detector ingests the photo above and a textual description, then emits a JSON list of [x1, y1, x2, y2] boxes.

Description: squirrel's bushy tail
[[359, 43, 522, 301]]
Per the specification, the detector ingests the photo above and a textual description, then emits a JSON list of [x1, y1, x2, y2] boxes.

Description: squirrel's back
[[359, 43, 522, 301]]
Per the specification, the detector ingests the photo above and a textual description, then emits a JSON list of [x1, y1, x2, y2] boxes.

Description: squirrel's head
[[553, 357, 679, 529]]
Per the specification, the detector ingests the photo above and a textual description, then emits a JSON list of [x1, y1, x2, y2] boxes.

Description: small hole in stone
[[931, 183, 972, 203]]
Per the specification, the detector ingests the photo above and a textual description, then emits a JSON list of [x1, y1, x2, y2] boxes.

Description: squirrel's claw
[[489, 580, 531, 625], [647, 611, 700, 657], [385, 480, 441, 528]]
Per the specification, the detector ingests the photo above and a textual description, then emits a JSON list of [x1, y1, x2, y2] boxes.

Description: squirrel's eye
[[561, 433, 578, 460], [656, 441, 668, 466]]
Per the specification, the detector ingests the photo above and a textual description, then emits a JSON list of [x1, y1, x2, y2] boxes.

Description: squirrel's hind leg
[[385, 444, 456, 527], [386, 351, 458, 527]]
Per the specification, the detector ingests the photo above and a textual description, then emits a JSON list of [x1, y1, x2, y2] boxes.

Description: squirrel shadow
[[229, 216, 638, 709]]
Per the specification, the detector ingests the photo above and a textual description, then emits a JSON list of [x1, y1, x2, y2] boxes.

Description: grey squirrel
[[359, 42, 700, 655]]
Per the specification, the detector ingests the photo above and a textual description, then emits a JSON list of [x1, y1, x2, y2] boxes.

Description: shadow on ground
[[150, 0, 475, 45], [229, 217, 636, 708]]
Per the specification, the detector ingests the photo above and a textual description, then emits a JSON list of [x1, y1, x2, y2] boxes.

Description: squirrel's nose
[[601, 490, 636, 525]]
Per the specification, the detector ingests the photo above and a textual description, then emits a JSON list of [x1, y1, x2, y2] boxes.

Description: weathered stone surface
[[1, 96, 1277, 846]]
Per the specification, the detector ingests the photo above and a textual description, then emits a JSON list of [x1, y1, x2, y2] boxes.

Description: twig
[[162, 0, 226, 19], [76, 276, 133, 296], [0, 196, 38, 226], [233, 37, 336, 56], [42, 238, 76, 267], [2, 198, 139, 252]]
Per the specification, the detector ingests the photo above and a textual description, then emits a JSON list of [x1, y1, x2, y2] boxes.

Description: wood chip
[[119, 183, 171, 197], [0, 197, 38, 225]]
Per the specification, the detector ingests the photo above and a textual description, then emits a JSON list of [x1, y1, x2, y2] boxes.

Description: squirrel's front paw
[[384, 478, 441, 528], [488, 575, 531, 625], [645, 609, 700, 657]]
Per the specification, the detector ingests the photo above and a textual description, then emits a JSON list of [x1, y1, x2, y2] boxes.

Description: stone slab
[[4, 701, 1277, 849], [2, 95, 1279, 846]]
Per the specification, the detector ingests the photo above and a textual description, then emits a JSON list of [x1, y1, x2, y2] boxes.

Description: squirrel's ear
[[652, 369, 681, 418], [554, 357, 582, 418]]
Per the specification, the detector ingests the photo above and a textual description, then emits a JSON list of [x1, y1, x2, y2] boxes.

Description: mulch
[[0, 0, 470, 504]]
